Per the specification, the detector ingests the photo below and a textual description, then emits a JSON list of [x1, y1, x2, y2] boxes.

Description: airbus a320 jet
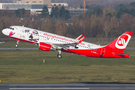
[[2, 26, 133, 58]]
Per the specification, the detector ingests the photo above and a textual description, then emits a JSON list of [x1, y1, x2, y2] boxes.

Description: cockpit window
[[8, 27, 14, 30]]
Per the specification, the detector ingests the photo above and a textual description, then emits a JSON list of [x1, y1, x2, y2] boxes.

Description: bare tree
[[56, 21, 67, 36], [103, 21, 111, 37]]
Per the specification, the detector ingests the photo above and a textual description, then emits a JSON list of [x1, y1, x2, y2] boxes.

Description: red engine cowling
[[39, 42, 52, 51]]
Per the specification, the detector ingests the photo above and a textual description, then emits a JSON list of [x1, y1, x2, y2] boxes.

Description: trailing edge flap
[[43, 41, 79, 49], [54, 43, 78, 49]]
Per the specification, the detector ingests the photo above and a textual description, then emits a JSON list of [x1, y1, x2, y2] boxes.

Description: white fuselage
[[2, 26, 102, 50]]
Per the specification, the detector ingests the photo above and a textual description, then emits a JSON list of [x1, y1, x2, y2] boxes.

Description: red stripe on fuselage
[[8, 36, 38, 45]]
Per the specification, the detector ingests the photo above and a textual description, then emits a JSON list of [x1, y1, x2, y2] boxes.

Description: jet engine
[[39, 42, 54, 51]]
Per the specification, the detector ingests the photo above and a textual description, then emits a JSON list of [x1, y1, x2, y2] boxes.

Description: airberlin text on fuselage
[[43, 33, 85, 45]]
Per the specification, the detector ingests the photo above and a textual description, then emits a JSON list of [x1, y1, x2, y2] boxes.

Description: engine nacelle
[[39, 42, 52, 51]]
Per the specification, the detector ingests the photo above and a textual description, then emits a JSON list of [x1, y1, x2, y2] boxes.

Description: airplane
[[2, 26, 133, 59]]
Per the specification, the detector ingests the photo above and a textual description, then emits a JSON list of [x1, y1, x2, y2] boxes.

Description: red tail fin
[[105, 31, 133, 52]]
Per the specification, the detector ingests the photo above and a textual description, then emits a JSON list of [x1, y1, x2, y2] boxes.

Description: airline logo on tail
[[115, 34, 131, 49]]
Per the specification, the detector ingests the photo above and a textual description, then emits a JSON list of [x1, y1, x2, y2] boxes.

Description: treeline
[[0, 2, 135, 38]]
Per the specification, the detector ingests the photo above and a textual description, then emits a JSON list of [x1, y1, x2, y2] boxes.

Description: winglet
[[78, 36, 86, 43], [76, 34, 83, 40]]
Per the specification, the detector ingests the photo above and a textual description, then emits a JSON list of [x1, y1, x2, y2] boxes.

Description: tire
[[57, 54, 62, 59]]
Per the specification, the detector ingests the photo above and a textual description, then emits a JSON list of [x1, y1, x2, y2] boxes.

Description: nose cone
[[2, 29, 10, 36], [2, 29, 7, 35]]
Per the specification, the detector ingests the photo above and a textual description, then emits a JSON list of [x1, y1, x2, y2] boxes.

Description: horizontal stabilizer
[[114, 53, 127, 56], [114, 53, 129, 58]]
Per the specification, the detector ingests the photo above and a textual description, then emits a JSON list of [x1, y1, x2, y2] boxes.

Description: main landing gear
[[57, 50, 62, 59]]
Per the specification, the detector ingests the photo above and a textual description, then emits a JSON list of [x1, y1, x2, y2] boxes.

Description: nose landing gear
[[16, 40, 20, 48]]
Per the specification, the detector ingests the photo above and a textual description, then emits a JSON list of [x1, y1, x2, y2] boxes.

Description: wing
[[53, 42, 78, 49], [41, 35, 86, 50], [53, 36, 86, 50]]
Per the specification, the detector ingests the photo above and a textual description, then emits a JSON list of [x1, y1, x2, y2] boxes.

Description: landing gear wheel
[[57, 54, 62, 59], [57, 50, 62, 59], [15, 45, 18, 48]]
